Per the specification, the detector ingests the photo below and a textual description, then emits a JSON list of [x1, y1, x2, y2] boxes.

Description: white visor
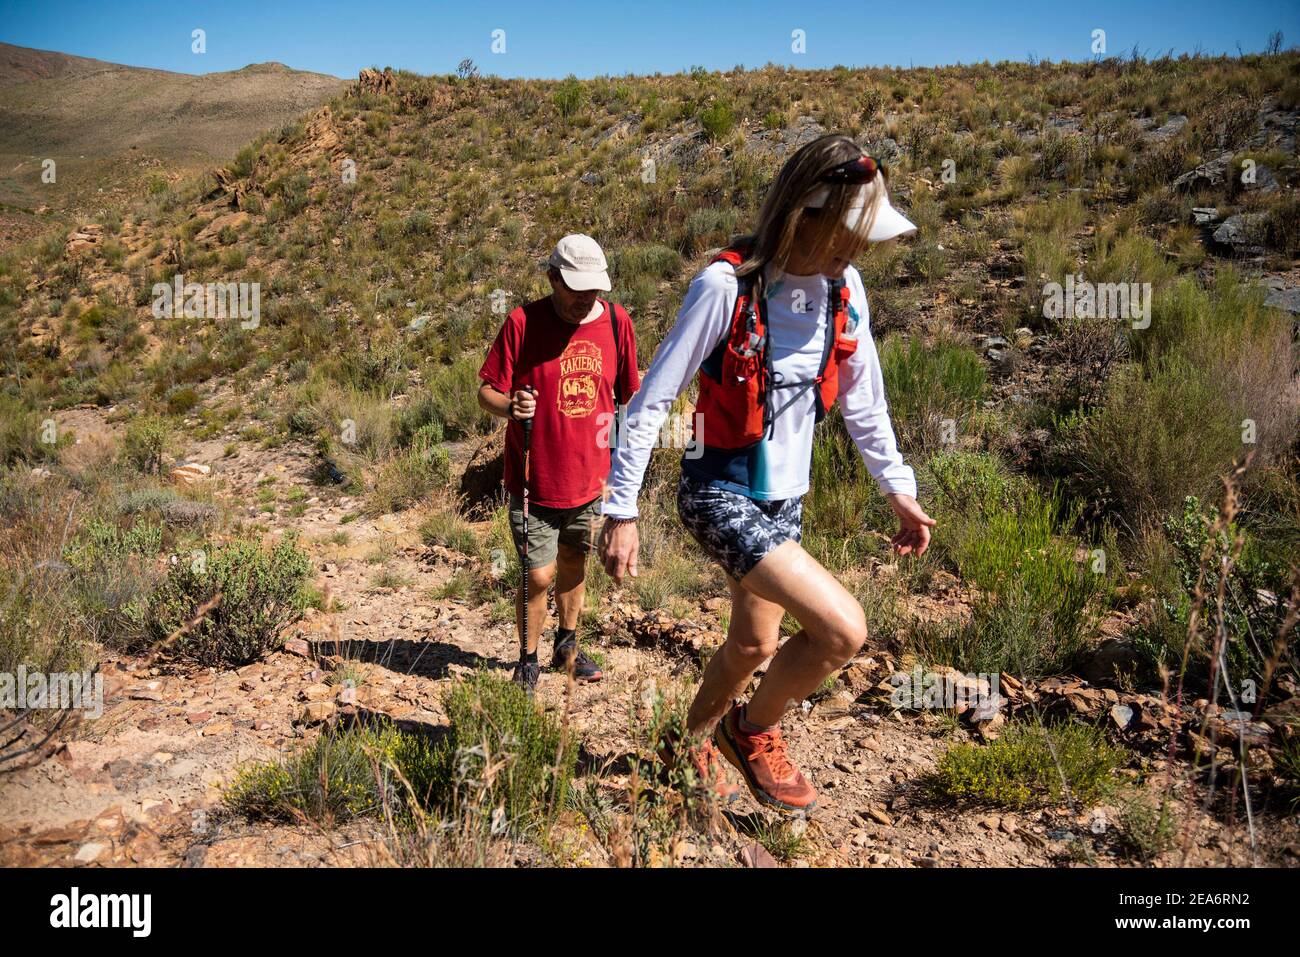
[[805, 185, 918, 243]]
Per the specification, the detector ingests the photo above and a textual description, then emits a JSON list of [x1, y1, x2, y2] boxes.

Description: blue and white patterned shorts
[[676, 472, 803, 582]]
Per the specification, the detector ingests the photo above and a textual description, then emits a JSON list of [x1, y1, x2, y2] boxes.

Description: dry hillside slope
[[0, 42, 346, 247]]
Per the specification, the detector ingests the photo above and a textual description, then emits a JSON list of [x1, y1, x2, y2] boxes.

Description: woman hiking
[[597, 134, 934, 814]]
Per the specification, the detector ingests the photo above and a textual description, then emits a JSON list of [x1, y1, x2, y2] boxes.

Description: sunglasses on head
[[802, 154, 886, 219], [821, 154, 883, 184]]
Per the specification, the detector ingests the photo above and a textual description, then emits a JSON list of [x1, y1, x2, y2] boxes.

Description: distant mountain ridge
[[0, 41, 346, 247]]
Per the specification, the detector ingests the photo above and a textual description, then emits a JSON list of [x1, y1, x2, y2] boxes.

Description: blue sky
[[2, 0, 1296, 79]]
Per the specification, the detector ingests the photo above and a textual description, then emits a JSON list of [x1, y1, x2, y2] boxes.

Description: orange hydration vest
[[693, 246, 859, 452]]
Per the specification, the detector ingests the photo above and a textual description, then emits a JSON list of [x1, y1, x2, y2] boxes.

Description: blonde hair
[[734, 134, 886, 292]]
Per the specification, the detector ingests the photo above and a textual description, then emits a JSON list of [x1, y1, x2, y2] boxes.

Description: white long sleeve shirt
[[602, 259, 916, 518]]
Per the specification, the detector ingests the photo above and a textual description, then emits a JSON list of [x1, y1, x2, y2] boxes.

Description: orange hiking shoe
[[715, 704, 818, 814], [659, 732, 740, 804]]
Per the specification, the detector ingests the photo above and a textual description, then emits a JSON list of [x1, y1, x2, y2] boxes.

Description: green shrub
[[145, 535, 311, 666], [698, 102, 735, 141], [230, 671, 576, 841], [64, 518, 162, 574], [879, 334, 985, 452], [806, 409, 896, 571], [1261, 194, 1300, 258], [0, 564, 87, 677], [165, 386, 200, 416], [609, 244, 682, 284], [1133, 496, 1298, 696], [0, 396, 63, 468], [929, 720, 1124, 808], [1070, 354, 1240, 530], [419, 506, 480, 555], [120, 415, 172, 475], [431, 669, 577, 830], [226, 721, 439, 825], [914, 451, 1108, 675], [424, 356, 495, 439], [552, 76, 584, 118], [1115, 796, 1177, 862], [368, 425, 450, 515]]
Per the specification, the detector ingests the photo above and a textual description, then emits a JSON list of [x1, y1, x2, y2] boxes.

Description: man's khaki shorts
[[508, 494, 602, 570]]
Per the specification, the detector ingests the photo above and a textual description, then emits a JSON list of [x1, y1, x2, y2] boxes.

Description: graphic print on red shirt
[[478, 297, 640, 509]]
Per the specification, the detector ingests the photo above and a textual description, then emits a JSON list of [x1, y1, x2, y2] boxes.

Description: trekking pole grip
[[517, 387, 533, 447]]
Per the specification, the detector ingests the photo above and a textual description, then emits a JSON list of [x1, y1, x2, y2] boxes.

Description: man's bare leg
[[553, 543, 587, 633], [515, 561, 555, 655]]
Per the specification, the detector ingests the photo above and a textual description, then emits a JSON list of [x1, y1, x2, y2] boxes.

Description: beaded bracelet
[[604, 515, 638, 525]]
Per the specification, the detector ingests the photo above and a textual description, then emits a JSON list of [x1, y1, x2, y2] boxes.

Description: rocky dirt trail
[[1, 408, 1294, 867]]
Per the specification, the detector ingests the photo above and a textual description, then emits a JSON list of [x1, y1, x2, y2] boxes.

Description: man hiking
[[478, 234, 641, 695], [598, 135, 934, 813]]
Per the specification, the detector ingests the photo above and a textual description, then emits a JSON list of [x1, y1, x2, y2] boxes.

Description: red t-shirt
[[479, 297, 640, 509]]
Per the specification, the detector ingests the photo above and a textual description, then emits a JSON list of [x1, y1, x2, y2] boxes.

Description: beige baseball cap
[[547, 234, 612, 291]]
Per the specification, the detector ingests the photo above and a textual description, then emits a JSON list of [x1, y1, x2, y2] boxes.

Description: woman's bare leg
[[686, 575, 785, 737], [735, 540, 867, 727]]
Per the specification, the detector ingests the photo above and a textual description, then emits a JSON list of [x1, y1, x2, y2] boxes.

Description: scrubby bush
[[928, 720, 1124, 808], [61, 517, 164, 651], [228, 670, 575, 838], [433, 669, 577, 829], [879, 333, 986, 452], [912, 451, 1109, 675], [1133, 496, 1298, 696], [0, 396, 63, 468], [1069, 355, 1242, 530], [368, 424, 450, 515], [226, 720, 439, 824], [698, 101, 735, 141], [145, 534, 311, 666], [120, 415, 172, 475]]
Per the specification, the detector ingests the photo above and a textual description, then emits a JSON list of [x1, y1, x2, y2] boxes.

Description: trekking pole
[[518, 387, 536, 664]]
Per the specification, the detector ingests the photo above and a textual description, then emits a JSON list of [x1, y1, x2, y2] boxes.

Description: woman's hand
[[599, 518, 639, 583], [886, 493, 936, 557]]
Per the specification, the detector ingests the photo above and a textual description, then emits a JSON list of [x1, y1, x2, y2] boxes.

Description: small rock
[[861, 805, 894, 827], [283, 637, 311, 658], [299, 702, 335, 724], [739, 842, 778, 868], [1145, 114, 1187, 142], [1213, 212, 1267, 249], [74, 842, 106, 863], [1109, 703, 1135, 730]]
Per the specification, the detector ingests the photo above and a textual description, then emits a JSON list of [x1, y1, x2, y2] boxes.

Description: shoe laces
[[744, 727, 796, 780]]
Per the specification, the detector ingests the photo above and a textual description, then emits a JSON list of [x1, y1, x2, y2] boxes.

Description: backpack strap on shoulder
[[605, 300, 623, 409], [703, 246, 760, 378], [810, 278, 846, 421]]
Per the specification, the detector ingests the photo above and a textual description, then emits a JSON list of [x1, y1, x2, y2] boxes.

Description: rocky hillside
[[0, 42, 345, 249], [0, 54, 1298, 868]]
